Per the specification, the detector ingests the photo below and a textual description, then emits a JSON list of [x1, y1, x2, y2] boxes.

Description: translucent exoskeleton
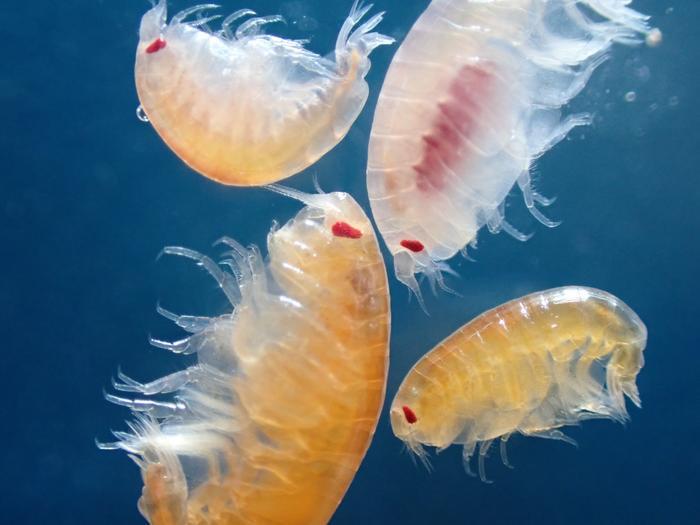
[[136, 0, 393, 185], [100, 191, 391, 525], [390, 287, 647, 481], [366, 0, 657, 303]]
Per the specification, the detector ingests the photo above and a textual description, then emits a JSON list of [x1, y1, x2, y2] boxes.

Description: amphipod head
[[140, 0, 167, 43], [389, 393, 432, 469], [266, 186, 371, 235], [393, 246, 458, 313]]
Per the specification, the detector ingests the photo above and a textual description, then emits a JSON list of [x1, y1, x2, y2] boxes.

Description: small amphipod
[[367, 0, 655, 300], [390, 287, 646, 480], [136, 0, 393, 186], [99, 191, 390, 525]]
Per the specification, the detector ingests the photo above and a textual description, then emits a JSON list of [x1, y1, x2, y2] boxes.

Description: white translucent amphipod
[[136, 0, 393, 186], [366, 0, 655, 304]]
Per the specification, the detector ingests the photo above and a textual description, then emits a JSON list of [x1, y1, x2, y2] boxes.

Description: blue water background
[[2, 1, 698, 523]]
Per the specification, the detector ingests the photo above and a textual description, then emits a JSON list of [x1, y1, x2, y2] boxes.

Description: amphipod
[[390, 287, 646, 480], [100, 191, 390, 525], [137, 0, 393, 186], [367, 0, 655, 300]]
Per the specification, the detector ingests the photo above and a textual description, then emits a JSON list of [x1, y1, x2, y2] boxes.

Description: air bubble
[[624, 91, 637, 103], [646, 28, 663, 48], [136, 105, 149, 122]]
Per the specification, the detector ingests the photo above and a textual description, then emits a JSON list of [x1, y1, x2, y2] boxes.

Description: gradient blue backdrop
[[2, 1, 697, 524]]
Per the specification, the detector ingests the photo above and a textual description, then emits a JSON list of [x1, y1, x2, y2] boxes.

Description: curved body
[[102, 192, 390, 525], [390, 287, 646, 478], [137, 1, 392, 185], [367, 0, 652, 296]]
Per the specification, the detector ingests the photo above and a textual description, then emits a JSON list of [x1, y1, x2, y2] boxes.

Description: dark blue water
[[2, 1, 698, 524]]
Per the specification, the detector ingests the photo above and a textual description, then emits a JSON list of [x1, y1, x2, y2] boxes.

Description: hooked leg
[[525, 428, 578, 448], [161, 246, 240, 307], [235, 15, 286, 39], [499, 434, 514, 469], [172, 4, 221, 26], [477, 439, 495, 483], [148, 324, 227, 356], [501, 220, 533, 242], [219, 9, 256, 39], [104, 392, 186, 418], [149, 333, 196, 355], [113, 366, 204, 395], [459, 244, 476, 262], [487, 205, 533, 242], [517, 172, 561, 228], [157, 304, 212, 334], [461, 442, 477, 477]]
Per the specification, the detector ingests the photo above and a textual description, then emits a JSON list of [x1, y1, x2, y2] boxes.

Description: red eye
[[146, 38, 167, 54], [332, 221, 362, 239], [400, 239, 424, 253], [402, 405, 418, 424]]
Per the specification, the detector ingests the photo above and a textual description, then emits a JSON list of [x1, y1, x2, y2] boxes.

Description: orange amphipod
[[390, 287, 646, 480], [100, 190, 390, 525], [136, 0, 393, 186]]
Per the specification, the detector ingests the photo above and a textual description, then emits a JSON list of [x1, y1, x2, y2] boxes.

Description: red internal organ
[[413, 65, 492, 192]]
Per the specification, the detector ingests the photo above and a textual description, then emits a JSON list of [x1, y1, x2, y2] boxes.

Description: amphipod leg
[[113, 366, 205, 395], [157, 304, 212, 334], [499, 434, 514, 469], [220, 8, 256, 36], [486, 210, 504, 235], [531, 190, 556, 206], [172, 4, 220, 25], [104, 392, 186, 418], [462, 442, 477, 477], [220, 9, 256, 39], [459, 244, 476, 262], [148, 332, 202, 355], [517, 173, 561, 228], [501, 220, 534, 242], [499, 201, 534, 242], [149, 323, 231, 356], [477, 439, 495, 483], [187, 14, 223, 29], [488, 204, 533, 242], [235, 15, 285, 39], [161, 246, 241, 306], [526, 429, 579, 448]]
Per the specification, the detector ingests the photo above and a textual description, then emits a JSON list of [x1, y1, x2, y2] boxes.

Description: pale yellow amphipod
[[136, 1, 393, 186], [100, 191, 390, 525], [390, 287, 646, 480]]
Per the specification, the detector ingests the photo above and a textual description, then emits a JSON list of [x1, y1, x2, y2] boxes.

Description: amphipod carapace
[[391, 287, 647, 481], [100, 190, 390, 525], [136, 0, 393, 186], [366, 0, 656, 304]]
